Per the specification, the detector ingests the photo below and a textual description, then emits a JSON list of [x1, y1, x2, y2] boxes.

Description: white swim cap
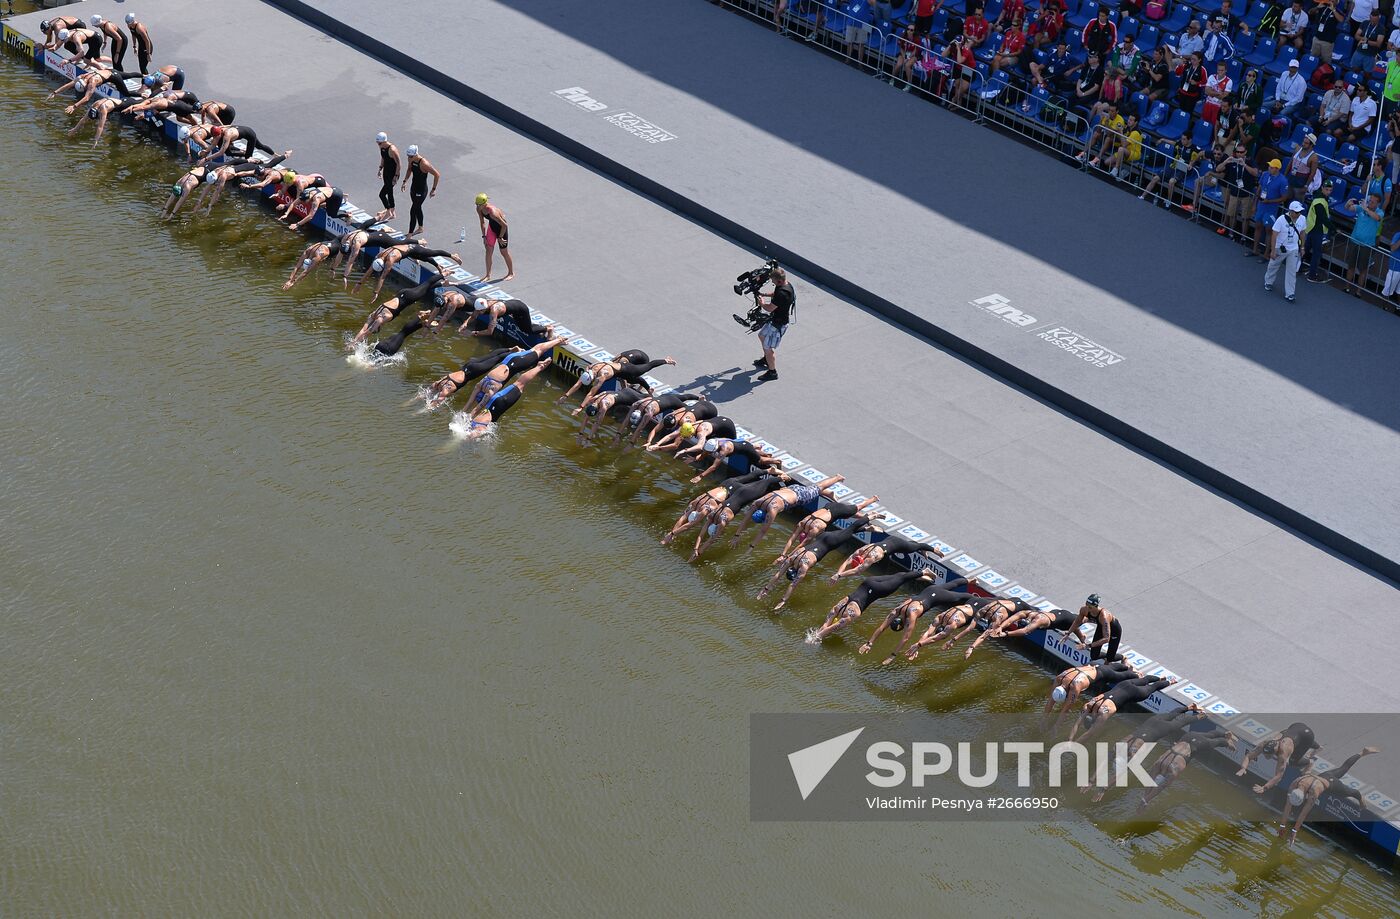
[[628, 410, 642, 424], [703, 439, 719, 453], [1051, 686, 1067, 703], [371, 258, 385, 272], [707, 523, 718, 536], [204, 172, 218, 184], [474, 297, 489, 310], [125, 13, 137, 25], [1288, 787, 1306, 807], [375, 132, 388, 143], [302, 258, 313, 269], [687, 511, 700, 522], [177, 125, 190, 142], [90, 15, 103, 26], [58, 29, 70, 41], [579, 371, 595, 385], [406, 144, 419, 156]]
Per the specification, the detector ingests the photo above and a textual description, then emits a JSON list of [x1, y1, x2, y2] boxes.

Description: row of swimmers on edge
[[36, 21, 1384, 837]]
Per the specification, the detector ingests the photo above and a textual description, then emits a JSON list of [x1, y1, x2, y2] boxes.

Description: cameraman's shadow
[[673, 366, 761, 403]]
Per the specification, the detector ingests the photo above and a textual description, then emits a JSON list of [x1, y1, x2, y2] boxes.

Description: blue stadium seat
[[1265, 43, 1299, 77], [1137, 24, 1161, 50], [1021, 84, 1050, 118], [1195, 0, 1223, 13], [1119, 15, 1141, 39], [1067, 1, 1098, 30], [1225, 59, 1243, 85], [1160, 3, 1192, 34], [1128, 90, 1149, 118], [1331, 34, 1354, 66], [1144, 98, 1170, 127], [1243, 36, 1277, 68], [1296, 54, 1320, 82], [1155, 106, 1191, 140], [1275, 122, 1308, 155], [1328, 180, 1351, 211], [1315, 133, 1339, 160], [1233, 30, 1255, 57], [1189, 117, 1213, 149], [981, 70, 1011, 101], [1143, 139, 1176, 175], [1241, 1, 1268, 31]]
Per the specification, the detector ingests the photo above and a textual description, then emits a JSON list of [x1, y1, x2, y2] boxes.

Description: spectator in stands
[[1203, 16, 1236, 65], [1228, 106, 1262, 157], [1380, 233, 1400, 300], [995, 0, 1026, 31], [989, 19, 1029, 80], [1384, 109, 1400, 182], [911, 0, 940, 36], [1303, 178, 1336, 281], [1237, 66, 1265, 113], [1352, 8, 1388, 71], [1106, 112, 1144, 180], [1363, 156, 1394, 210], [1252, 158, 1291, 259], [893, 22, 929, 90], [1174, 50, 1207, 112], [1350, 0, 1377, 30], [1279, 1, 1310, 50], [1027, 5, 1064, 51], [1029, 37, 1076, 91], [773, 0, 790, 34], [1176, 19, 1205, 58], [964, 4, 992, 51], [1287, 133, 1320, 200], [844, 0, 876, 65], [1265, 200, 1308, 300], [1214, 143, 1258, 241], [1218, 0, 1246, 35], [1072, 51, 1106, 110], [1319, 81, 1354, 136], [1211, 97, 1238, 151], [1083, 7, 1118, 59], [1344, 191, 1385, 292], [1203, 61, 1234, 124], [1093, 67, 1130, 120], [1138, 46, 1171, 101], [1079, 100, 1125, 166], [942, 34, 978, 106], [1138, 138, 1205, 208], [1344, 82, 1379, 143], [873, 0, 894, 23], [1274, 58, 1308, 118], [1312, 0, 1346, 64], [1111, 33, 1144, 79]]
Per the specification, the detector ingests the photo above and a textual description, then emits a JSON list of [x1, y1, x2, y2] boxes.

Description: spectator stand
[[713, 0, 1400, 311]]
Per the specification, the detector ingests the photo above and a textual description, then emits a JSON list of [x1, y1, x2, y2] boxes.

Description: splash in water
[[345, 338, 407, 369], [449, 410, 497, 442], [804, 628, 822, 646]]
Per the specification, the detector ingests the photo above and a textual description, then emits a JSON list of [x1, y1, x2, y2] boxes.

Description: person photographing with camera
[[745, 265, 794, 381]]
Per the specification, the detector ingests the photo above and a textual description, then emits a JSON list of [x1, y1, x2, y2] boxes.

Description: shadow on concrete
[[674, 365, 761, 403]]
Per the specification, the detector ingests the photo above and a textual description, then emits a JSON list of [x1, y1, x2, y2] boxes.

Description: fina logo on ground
[[970, 294, 1126, 369], [552, 88, 678, 144]]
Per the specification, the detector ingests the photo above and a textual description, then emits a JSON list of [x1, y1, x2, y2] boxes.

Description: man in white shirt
[[1274, 57, 1308, 117], [1346, 82, 1379, 142], [1280, 1, 1310, 49], [1351, 0, 1377, 27], [1265, 200, 1308, 301], [1176, 20, 1205, 57]]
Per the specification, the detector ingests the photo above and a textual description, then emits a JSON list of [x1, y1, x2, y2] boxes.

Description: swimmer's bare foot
[[501, 273, 514, 282]]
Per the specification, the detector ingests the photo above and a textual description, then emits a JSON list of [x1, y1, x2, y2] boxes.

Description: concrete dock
[[7, 0, 1400, 832]]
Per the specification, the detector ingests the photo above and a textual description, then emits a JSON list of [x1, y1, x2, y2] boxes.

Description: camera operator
[[751, 267, 794, 381]]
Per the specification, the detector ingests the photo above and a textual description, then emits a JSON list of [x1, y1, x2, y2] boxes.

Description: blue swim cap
[[752, 509, 766, 523], [706, 523, 718, 536], [301, 258, 312, 269], [143, 75, 157, 87], [687, 510, 699, 523]]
